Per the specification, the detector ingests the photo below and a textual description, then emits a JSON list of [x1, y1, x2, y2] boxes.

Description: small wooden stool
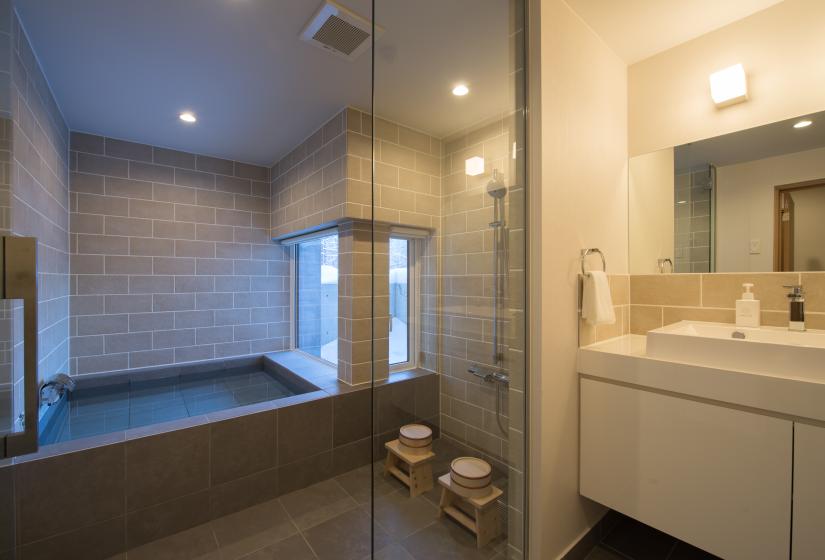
[[438, 473, 503, 548], [383, 439, 435, 497]]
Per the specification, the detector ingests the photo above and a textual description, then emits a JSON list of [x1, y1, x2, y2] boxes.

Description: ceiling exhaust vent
[[300, 1, 379, 61]]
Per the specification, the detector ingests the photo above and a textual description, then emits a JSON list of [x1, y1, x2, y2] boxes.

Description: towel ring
[[581, 248, 606, 276]]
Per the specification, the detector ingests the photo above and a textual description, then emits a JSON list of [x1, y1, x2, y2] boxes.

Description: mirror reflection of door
[[775, 181, 825, 271]]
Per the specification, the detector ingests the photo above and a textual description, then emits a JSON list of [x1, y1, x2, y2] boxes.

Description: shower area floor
[[112, 438, 510, 560]]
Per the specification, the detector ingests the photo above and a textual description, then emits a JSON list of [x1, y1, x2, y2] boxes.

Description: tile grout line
[[280, 496, 321, 560]]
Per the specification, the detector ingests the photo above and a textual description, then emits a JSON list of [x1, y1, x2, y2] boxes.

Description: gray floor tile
[[335, 464, 399, 505], [302, 508, 391, 560], [237, 534, 316, 559], [126, 523, 219, 560], [210, 499, 297, 559], [371, 490, 440, 540], [401, 518, 500, 560], [279, 479, 358, 530], [370, 543, 416, 560]]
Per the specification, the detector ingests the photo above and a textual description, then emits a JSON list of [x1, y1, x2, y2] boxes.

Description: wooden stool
[[383, 439, 435, 497], [438, 473, 503, 548]]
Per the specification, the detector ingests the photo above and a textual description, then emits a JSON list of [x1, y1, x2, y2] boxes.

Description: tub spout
[[39, 373, 76, 406]]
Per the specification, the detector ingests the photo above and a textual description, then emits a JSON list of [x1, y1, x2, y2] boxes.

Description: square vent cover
[[300, 1, 380, 61]]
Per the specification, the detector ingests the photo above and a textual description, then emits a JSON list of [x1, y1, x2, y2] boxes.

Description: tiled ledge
[[264, 349, 436, 395]]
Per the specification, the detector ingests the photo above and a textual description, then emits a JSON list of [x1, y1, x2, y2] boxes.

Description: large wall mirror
[[630, 109, 825, 274]]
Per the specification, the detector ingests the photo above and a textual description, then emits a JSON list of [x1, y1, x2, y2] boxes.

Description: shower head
[[486, 169, 507, 199]]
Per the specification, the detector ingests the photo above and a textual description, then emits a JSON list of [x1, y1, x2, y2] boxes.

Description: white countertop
[[578, 334, 825, 424]]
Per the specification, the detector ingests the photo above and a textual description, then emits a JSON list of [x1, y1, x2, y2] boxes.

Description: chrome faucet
[[784, 285, 806, 332], [39, 373, 76, 406]]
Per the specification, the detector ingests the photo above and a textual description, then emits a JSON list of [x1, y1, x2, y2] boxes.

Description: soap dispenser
[[735, 283, 760, 328]]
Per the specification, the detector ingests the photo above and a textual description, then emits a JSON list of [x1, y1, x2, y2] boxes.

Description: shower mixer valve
[[468, 365, 510, 385]]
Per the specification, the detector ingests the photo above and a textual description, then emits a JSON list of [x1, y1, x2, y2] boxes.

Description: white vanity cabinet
[[580, 378, 793, 560], [793, 422, 825, 560]]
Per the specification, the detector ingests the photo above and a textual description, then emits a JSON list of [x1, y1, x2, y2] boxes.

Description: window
[[295, 231, 338, 364], [389, 236, 417, 370]]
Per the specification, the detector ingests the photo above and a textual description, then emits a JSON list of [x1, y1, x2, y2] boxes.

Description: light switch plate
[[749, 239, 761, 254]]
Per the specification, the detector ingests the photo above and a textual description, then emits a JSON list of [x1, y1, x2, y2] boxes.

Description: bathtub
[[38, 354, 318, 444], [2, 352, 439, 558]]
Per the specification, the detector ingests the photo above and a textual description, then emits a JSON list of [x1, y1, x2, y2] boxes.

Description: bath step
[[383, 439, 435, 498], [437, 473, 503, 548]]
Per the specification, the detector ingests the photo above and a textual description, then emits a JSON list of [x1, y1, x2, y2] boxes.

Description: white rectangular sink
[[646, 321, 825, 381]]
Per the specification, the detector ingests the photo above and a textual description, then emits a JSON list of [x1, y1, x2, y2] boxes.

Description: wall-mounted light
[[179, 111, 197, 123], [465, 156, 484, 176], [793, 120, 813, 129], [709, 64, 748, 107]]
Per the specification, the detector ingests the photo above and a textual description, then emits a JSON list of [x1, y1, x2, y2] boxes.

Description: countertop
[[578, 334, 825, 424]]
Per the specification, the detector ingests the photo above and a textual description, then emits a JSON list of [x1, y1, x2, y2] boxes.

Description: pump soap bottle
[[735, 283, 760, 328]]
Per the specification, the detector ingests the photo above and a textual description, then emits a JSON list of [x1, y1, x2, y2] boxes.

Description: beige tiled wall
[[628, 272, 825, 334], [69, 133, 286, 375]]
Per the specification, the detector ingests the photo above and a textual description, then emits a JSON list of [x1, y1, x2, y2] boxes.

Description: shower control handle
[[468, 365, 510, 385]]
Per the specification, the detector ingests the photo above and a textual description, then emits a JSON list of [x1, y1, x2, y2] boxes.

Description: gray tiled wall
[[69, 133, 288, 375], [10, 9, 71, 399]]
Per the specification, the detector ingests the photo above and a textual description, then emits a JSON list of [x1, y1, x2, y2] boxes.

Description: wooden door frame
[[773, 178, 825, 271]]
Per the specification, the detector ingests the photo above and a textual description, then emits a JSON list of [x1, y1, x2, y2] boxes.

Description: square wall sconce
[[465, 156, 485, 176], [709, 63, 748, 107]]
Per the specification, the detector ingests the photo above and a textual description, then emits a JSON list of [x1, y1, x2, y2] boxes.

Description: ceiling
[[17, 0, 512, 165], [566, 0, 785, 64], [675, 110, 825, 170]]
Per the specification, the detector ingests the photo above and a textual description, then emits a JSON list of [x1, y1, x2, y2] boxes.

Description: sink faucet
[[784, 285, 806, 332]]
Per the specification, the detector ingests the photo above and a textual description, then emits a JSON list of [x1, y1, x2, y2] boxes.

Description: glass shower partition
[[370, 1, 528, 557]]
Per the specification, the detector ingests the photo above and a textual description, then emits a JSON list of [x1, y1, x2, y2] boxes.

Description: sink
[[646, 321, 825, 380]]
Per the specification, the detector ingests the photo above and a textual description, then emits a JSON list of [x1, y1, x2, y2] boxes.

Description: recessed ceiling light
[[793, 120, 813, 129], [179, 112, 197, 123], [452, 84, 469, 97], [677, 200, 688, 205]]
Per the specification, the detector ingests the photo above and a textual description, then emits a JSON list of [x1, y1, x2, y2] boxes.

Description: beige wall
[[716, 146, 825, 272], [629, 0, 825, 156], [629, 149, 674, 274], [531, 0, 628, 557]]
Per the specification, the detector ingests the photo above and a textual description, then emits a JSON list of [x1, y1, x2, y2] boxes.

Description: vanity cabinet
[[793, 422, 825, 560], [580, 378, 793, 560]]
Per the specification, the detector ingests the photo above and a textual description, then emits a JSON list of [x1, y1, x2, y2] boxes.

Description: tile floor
[[584, 514, 720, 560], [111, 438, 511, 560]]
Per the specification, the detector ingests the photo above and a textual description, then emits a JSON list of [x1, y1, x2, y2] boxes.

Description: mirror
[[629, 109, 825, 274]]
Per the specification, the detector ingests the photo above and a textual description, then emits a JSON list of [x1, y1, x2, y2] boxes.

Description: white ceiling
[[566, 0, 785, 64], [675, 110, 825, 170], [17, 0, 513, 165]]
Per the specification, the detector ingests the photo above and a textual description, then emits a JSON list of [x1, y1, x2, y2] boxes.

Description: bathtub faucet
[[39, 373, 76, 407]]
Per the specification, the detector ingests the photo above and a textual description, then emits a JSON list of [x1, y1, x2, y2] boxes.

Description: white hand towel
[[582, 271, 616, 326]]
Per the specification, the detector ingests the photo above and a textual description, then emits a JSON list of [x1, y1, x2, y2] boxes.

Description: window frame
[[388, 235, 420, 373], [287, 228, 339, 367]]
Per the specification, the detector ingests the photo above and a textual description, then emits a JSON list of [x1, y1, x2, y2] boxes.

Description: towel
[[582, 270, 616, 326]]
